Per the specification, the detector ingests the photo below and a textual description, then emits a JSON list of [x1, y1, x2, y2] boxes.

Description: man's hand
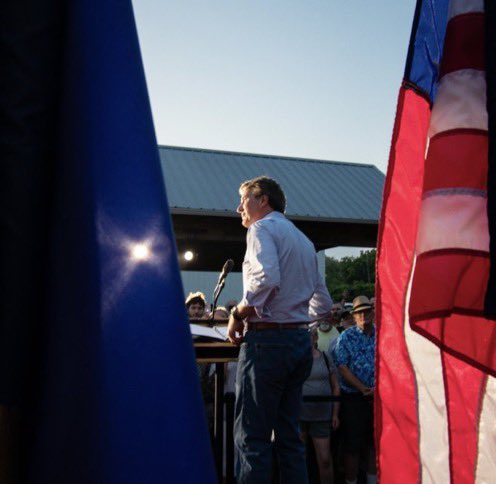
[[338, 365, 374, 397], [361, 387, 374, 397], [227, 315, 244, 345]]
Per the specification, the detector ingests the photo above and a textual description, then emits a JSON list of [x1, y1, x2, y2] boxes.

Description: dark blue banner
[[0, 0, 215, 482]]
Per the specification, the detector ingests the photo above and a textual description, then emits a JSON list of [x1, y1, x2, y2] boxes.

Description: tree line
[[325, 249, 376, 302]]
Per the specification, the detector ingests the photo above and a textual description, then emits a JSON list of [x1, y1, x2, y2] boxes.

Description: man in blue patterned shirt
[[333, 295, 376, 484]]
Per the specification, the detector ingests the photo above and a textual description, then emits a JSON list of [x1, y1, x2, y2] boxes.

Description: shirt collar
[[356, 324, 375, 337], [261, 210, 284, 221]]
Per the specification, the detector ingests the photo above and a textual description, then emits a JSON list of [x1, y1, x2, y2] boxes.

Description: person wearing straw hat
[[334, 295, 376, 484]]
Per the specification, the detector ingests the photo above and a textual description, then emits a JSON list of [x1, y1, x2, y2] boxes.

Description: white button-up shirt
[[240, 211, 333, 323]]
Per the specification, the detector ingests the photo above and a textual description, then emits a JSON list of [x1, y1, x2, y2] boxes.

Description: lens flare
[[97, 210, 173, 316], [130, 243, 151, 261]]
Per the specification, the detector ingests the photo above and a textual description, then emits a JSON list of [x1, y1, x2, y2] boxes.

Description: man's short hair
[[185, 291, 206, 308], [239, 176, 286, 213]]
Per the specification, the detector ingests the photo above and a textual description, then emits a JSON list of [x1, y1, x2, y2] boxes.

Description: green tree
[[325, 249, 376, 301]]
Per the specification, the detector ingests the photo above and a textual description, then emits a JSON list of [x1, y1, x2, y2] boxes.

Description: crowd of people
[[186, 291, 376, 484], [186, 175, 376, 484], [185, 291, 235, 321]]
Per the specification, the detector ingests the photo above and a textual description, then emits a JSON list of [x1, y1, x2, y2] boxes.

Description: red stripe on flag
[[424, 130, 488, 191], [376, 86, 431, 483], [412, 313, 496, 376], [440, 12, 485, 77], [442, 353, 487, 484], [410, 250, 489, 318]]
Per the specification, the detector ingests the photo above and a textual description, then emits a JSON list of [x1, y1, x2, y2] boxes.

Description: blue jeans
[[234, 328, 312, 484]]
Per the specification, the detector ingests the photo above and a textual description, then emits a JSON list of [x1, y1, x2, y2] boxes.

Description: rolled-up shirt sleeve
[[240, 223, 280, 318], [308, 272, 333, 321]]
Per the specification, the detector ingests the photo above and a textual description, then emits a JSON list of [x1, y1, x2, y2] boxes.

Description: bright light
[[130, 243, 151, 261], [184, 250, 194, 261]]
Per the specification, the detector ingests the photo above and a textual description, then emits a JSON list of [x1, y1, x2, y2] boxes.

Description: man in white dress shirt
[[227, 176, 333, 484]]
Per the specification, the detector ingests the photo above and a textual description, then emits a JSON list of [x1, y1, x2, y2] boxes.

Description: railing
[[221, 393, 372, 483]]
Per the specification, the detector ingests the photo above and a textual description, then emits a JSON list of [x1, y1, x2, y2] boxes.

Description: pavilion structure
[[159, 145, 385, 271]]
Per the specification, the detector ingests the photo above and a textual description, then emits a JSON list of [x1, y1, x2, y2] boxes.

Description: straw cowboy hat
[[350, 295, 373, 314]]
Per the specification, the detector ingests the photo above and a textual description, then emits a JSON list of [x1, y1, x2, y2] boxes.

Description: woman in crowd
[[301, 326, 341, 484]]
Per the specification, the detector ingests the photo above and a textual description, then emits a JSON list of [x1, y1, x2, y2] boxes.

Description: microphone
[[217, 259, 234, 285]]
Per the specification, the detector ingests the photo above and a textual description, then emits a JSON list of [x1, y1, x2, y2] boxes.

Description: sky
[[132, 0, 417, 258]]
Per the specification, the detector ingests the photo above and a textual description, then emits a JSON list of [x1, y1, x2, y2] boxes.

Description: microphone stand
[[210, 275, 227, 478], [210, 278, 226, 324]]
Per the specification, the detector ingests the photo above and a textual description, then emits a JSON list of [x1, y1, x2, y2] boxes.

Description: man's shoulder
[[251, 212, 315, 254], [248, 219, 274, 243], [341, 326, 358, 336], [255, 211, 287, 226], [251, 212, 293, 236], [341, 326, 376, 348], [339, 326, 359, 343], [335, 327, 363, 360]]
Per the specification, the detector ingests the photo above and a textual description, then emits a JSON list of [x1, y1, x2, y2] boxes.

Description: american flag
[[376, 0, 496, 482]]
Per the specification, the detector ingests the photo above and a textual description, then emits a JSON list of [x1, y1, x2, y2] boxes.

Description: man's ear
[[259, 194, 269, 207]]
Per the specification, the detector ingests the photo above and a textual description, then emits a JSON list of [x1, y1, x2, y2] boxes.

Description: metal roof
[[159, 145, 385, 223]]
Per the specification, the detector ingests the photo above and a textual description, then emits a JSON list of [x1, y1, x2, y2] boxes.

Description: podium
[[192, 321, 239, 483], [194, 341, 239, 361]]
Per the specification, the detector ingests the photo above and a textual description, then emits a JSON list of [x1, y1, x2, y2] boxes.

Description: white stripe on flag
[[448, 0, 484, 20], [404, 257, 450, 483], [475, 376, 496, 483], [429, 69, 487, 137], [416, 193, 489, 254]]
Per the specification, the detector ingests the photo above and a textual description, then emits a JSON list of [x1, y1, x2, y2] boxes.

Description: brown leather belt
[[246, 322, 309, 331]]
